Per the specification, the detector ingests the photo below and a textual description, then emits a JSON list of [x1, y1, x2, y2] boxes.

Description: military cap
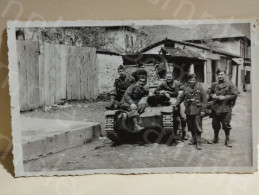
[[118, 65, 125, 71], [187, 73, 196, 80], [137, 61, 144, 67], [216, 68, 226, 74]]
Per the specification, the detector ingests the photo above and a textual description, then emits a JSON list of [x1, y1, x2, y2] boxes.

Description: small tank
[[105, 97, 176, 144]]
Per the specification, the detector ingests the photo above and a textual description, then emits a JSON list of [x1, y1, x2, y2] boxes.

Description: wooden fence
[[17, 41, 97, 111]]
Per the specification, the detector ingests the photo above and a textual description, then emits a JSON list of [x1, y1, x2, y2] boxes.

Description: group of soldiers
[[106, 62, 238, 150]]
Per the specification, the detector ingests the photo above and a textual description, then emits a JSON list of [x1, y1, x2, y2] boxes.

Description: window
[[125, 34, 129, 48], [131, 35, 134, 47]]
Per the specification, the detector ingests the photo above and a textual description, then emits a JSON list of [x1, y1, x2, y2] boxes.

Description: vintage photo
[[7, 20, 258, 176]]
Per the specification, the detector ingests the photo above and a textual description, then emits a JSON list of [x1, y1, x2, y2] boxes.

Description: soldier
[[120, 75, 150, 131], [106, 65, 136, 110], [131, 61, 148, 81], [209, 69, 238, 147], [155, 62, 167, 79], [154, 73, 182, 140], [173, 73, 207, 150]]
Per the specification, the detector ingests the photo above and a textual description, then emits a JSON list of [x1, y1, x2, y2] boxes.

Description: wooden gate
[[17, 41, 97, 111]]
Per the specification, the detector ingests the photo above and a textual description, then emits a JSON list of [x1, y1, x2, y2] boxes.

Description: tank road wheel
[[105, 116, 121, 143]]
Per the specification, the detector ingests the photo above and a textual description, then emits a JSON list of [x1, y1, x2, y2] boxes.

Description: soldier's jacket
[[154, 80, 180, 98], [120, 82, 149, 105], [110, 75, 136, 100], [174, 82, 207, 115], [209, 80, 238, 114]]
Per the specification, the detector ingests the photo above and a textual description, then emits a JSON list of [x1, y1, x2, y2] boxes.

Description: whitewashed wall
[[97, 54, 123, 94]]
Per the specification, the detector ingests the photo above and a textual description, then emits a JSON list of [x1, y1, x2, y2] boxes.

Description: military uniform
[[110, 75, 136, 102], [131, 69, 148, 81], [175, 82, 207, 132], [120, 82, 149, 118], [209, 80, 238, 146], [154, 80, 180, 98], [174, 82, 207, 149]]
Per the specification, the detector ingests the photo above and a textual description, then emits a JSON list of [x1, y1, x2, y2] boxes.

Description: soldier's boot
[[188, 132, 196, 145], [181, 120, 188, 141], [225, 135, 232, 147], [134, 124, 145, 132], [181, 130, 188, 141], [212, 129, 220, 143], [196, 133, 202, 150], [133, 117, 144, 132]]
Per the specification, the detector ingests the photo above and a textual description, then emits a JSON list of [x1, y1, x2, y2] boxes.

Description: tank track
[[162, 114, 174, 134], [105, 116, 121, 143]]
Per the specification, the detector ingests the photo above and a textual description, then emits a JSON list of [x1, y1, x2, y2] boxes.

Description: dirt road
[[23, 93, 253, 172]]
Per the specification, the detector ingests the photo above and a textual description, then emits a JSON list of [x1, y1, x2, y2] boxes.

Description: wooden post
[[231, 65, 237, 86], [190, 64, 194, 74], [204, 61, 207, 84]]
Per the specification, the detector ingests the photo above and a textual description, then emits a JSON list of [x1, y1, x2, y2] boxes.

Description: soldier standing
[[106, 65, 136, 110], [173, 73, 207, 150], [120, 75, 150, 131], [209, 69, 238, 147], [131, 62, 148, 81]]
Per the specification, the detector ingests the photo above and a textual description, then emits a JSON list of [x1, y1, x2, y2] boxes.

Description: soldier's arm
[[173, 88, 186, 107], [110, 79, 118, 96], [123, 85, 135, 105], [154, 82, 164, 94], [168, 82, 179, 98], [200, 86, 208, 113], [208, 83, 216, 99], [225, 82, 238, 100]]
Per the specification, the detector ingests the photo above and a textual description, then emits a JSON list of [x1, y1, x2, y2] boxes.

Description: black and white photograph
[[7, 20, 258, 176]]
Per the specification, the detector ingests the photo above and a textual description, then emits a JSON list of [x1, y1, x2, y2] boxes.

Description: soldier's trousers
[[120, 102, 139, 118], [212, 112, 232, 132], [186, 115, 203, 133]]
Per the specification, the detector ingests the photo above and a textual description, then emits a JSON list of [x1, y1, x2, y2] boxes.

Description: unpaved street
[[24, 93, 253, 171]]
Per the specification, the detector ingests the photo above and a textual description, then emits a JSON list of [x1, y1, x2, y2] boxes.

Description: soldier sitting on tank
[[153, 73, 182, 140], [131, 61, 148, 81], [120, 75, 150, 131], [106, 65, 136, 110]]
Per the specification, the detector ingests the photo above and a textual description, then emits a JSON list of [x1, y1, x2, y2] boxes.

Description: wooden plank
[[26, 42, 33, 110], [66, 46, 71, 100], [38, 42, 44, 106], [60, 44, 67, 100], [44, 43, 51, 106], [75, 46, 81, 99], [91, 47, 97, 99], [32, 42, 40, 109], [55, 44, 62, 103], [71, 46, 76, 100], [85, 47, 90, 99], [17, 41, 27, 111]]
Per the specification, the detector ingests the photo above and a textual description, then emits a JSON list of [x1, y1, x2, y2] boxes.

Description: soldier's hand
[[200, 112, 205, 117], [138, 104, 146, 114], [130, 103, 137, 110], [218, 95, 225, 100], [212, 94, 217, 99]]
